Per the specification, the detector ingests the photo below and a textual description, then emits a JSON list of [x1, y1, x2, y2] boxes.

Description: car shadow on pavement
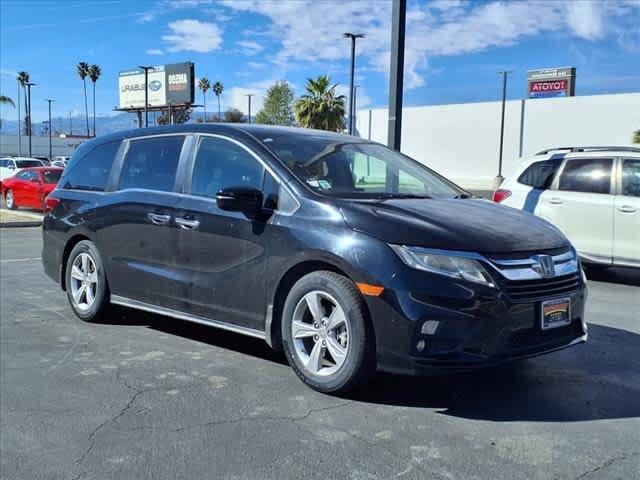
[[585, 267, 640, 287], [349, 323, 640, 422]]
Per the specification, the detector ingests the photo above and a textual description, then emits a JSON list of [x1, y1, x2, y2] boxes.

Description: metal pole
[[518, 98, 526, 158], [246, 94, 253, 123], [46, 99, 54, 161], [343, 33, 364, 135], [352, 85, 359, 134], [139, 66, 152, 128], [69, 111, 73, 135], [387, 0, 406, 151], [17, 81, 22, 155], [497, 70, 512, 179], [26, 82, 35, 157], [367, 109, 372, 141]]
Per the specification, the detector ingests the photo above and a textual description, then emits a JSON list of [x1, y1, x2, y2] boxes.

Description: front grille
[[503, 273, 581, 301]]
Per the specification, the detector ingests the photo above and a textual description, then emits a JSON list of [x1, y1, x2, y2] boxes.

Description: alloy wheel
[[6, 190, 14, 209], [291, 290, 350, 376], [69, 252, 98, 312]]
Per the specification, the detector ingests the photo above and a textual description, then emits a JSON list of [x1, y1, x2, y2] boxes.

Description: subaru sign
[[118, 62, 194, 109]]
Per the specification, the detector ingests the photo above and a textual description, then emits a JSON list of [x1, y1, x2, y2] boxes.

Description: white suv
[[494, 146, 640, 269]]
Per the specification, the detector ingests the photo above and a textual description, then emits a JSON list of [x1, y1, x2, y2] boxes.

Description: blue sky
[[1, 0, 639, 123]]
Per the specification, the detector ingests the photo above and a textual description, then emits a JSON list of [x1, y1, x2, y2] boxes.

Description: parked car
[[51, 160, 67, 169], [2, 167, 63, 211], [494, 146, 640, 269], [42, 125, 587, 393], [0, 157, 46, 182]]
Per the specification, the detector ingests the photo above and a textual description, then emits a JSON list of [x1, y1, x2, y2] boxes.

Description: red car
[[1, 167, 63, 211]]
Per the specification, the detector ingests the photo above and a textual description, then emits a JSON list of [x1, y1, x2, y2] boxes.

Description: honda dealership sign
[[527, 67, 576, 99], [118, 62, 194, 109]]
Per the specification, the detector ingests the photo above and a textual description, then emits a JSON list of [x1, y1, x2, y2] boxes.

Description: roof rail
[[536, 146, 640, 155]]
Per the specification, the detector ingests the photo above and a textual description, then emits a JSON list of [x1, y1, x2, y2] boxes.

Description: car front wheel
[[281, 271, 376, 394], [5, 189, 16, 209]]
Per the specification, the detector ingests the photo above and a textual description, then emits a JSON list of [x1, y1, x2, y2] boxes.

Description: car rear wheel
[[65, 241, 110, 322], [5, 189, 16, 209], [281, 271, 375, 393]]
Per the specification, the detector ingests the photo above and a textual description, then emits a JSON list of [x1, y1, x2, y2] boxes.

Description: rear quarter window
[[62, 141, 121, 191], [517, 159, 561, 189]]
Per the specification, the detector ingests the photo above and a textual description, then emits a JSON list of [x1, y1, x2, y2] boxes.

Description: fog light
[[421, 320, 439, 335], [416, 339, 426, 352]]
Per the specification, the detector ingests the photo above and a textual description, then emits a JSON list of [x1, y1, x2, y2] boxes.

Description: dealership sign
[[118, 62, 194, 109], [527, 67, 575, 99]]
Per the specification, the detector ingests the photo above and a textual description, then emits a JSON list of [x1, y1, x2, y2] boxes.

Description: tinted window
[[16, 160, 43, 168], [622, 159, 640, 198], [518, 159, 561, 189], [16, 171, 33, 180], [190, 137, 264, 198], [558, 158, 612, 194], [63, 141, 120, 191], [42, 170, 62, 184], [119, 136, 185, 192], [0, 159, 7, 167]]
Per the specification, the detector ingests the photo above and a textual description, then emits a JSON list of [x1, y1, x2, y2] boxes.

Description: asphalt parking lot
[[1, 227, 639, 480]]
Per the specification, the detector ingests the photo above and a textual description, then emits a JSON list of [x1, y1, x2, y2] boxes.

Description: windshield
[[16, 160, 43, 168], [259, 136, 461, 199], [42, 170, 62, 184]]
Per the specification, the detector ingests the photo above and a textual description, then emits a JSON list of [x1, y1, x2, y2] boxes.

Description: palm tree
[[88, 64, 101, 137], [634, 130, 640, 144], [294, 75, 346, 132], [0, 95, 15, 130], [17, 71, 30, 136], [198, 77, 211, 122], [77, 62, 90, 137], [212, 81, 224, 121]]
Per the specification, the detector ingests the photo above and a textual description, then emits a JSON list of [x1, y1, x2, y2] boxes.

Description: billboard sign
[[527, 67, 575, 99], [118, 62, 194, 109]]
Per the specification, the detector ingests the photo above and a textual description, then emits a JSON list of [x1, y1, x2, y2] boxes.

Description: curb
[[0, 221, 42, 228]]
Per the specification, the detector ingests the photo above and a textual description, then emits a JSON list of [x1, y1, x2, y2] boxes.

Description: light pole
[[496, 70, 513, 187], [387, 0, 406, 151], [139, 65, 153, 128], [25, 82, 36, 157], [343, 32, 364, 135], [45, 99, 55, 161], [353, 85, 359, 133], [17, 80, 22, 155], [246, 94, 254, 123]]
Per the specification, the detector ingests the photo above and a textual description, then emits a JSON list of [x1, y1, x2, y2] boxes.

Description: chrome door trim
[[110, 294, 266, 340]]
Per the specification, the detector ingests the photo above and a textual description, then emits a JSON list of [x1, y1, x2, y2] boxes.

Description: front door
[[614, 158, 640, 265], [98, 134, 187, 308], [536, 157, 614, 263], [174, 135, 277, 331]]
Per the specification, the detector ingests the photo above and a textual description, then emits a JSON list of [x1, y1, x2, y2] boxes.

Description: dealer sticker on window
[[541, 297, 571, 330]]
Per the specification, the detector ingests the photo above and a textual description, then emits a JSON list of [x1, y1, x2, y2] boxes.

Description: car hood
[[338, 198, 569, 254]]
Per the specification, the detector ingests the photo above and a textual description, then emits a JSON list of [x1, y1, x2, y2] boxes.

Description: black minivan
[[43, 124, 587, 393]]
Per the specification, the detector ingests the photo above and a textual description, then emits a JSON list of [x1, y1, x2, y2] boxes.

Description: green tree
[[157, 107, 191, 125], [198, 77, 211, 122], [294, 75, 345, 132], [256, 81, 294, 125], [0, 94, 15, 129], [88, 64, 101, 137], [224, 107, 245, 123], [17, 71, 30, 135], [212, 81, 224, 120], [633, 130, 640, 144], [77, 62, 90, 137]]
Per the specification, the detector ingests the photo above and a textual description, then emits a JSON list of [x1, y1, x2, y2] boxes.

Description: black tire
[[5, 189, 16, 209], [281, 271, 376, 394], [65, 240, 110, 322]]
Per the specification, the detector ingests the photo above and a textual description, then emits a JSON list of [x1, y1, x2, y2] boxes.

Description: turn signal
[[492, 189, 512, 203], [44, 196, 61, 213], [356, 283, 384, 296]]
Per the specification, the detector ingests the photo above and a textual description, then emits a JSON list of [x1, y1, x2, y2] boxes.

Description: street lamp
[[245, 94, 254, 124], [45, 99, 55, 162], [138, 65, 153, 128], [495, 70, 513, 188], [343, 32, 364, 135], [25, 82, 36, 157]]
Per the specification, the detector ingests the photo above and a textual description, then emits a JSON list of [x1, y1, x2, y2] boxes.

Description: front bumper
[[366, 272, 588, 375]]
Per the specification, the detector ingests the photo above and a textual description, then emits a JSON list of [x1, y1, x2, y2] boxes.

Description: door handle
[[147, 212, 171, 225], [618, 205, 637, 213], [549, 197, 564, 205], [175, 216, 200, 230]]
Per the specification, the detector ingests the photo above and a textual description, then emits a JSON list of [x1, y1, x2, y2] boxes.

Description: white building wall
[[356, 92, 640, 190]]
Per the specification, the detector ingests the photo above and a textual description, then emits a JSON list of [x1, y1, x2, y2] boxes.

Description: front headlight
[[389, 245, 495, 287]]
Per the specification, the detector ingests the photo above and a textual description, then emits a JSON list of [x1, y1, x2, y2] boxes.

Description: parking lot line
[[0, 257, 41, 263]]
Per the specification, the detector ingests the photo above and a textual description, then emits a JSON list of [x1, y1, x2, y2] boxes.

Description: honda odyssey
[[42, 124, 588, 393]]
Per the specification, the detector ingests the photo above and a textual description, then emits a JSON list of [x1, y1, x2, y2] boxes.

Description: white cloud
[[146, 48, 165, 56], [162, 19, 222, 53], [222, 78, 285, 115], [565, 1, 606, 40], [237, 40, 264, 56]]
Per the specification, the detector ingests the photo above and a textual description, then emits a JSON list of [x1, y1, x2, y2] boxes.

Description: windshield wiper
[[453, 193, 472, 199], [375, 193, 432, 200]]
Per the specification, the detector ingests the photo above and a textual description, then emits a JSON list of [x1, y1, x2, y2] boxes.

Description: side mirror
[[216, 186, 263, 214], [7, 165, 15, 170], [31, 177, 41, 183]]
